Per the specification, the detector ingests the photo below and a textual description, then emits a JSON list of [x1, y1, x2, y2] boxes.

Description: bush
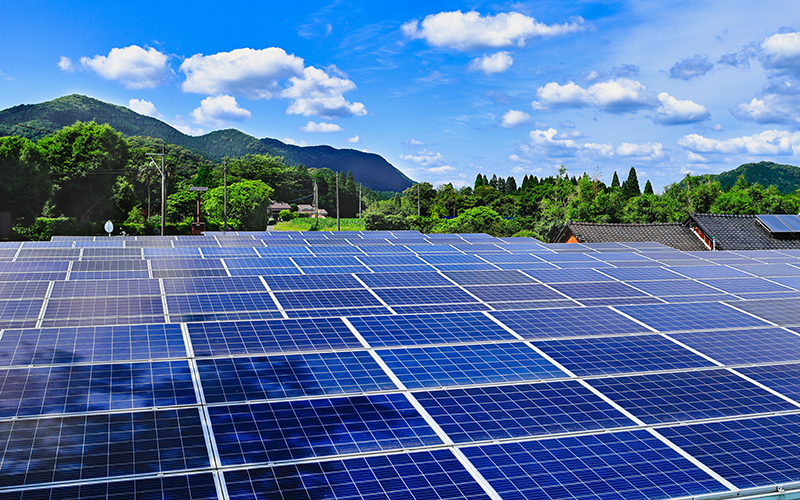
[[279, 209, 295, 221]]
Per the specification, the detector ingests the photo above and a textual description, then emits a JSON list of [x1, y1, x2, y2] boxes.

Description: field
[[273, 218, 366, 231]]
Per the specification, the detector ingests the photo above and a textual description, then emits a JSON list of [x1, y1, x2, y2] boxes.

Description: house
[[688, 213, 800, 250], [268, 201, 291, 219], [297, 204, 328, 218], [556, 221, 708, 251]]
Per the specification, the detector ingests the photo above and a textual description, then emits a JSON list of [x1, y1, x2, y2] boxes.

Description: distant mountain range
[[0, 94, 414, 192]]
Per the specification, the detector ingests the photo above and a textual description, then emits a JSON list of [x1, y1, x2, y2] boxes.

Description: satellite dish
[[104, 220, 114, 236]]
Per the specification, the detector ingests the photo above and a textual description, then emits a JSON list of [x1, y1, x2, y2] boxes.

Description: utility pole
[[417, 184, 420, 217], [223, 159, 228, 231], [359, 184, 362, 218], [336, 174, 340, 231], [313, 180, 319, 230], [146, 144, 167, 236]]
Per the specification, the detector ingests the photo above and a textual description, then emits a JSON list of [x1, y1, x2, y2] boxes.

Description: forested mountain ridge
[[0, 94, 413, 191], [710, 162, 800, 194]]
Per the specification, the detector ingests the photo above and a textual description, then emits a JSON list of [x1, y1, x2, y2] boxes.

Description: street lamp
[[190, 186, 208, 235]]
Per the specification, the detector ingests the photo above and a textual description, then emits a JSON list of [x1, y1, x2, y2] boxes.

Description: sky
[[2, 0, 800, 191]]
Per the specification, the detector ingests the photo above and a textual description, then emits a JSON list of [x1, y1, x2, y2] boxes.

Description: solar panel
[[274, 289, 382, 310], [777, 214, 800, 232], [43, 297, 164, 324], [490, 306, 650, 339], [658, 414, 800, 489], [209, 394, 441, 465], [548, 281, 651, 300], [298, 265, 370, 274], [586, 369, 797, 424], [732, 263, 800, 277], [390, 303, 491, 315], [228, 267, 303, 277], [51, 279, 161, 298], [522, 268, 612, 283], [162, 276, 268, 294], [0, 282, 50, 300], [464, 284, 565, 302], [377, 342, 564, 388], [670, 327, 800, 365], [347, 312, 516, 347], [536, 334, 715, 376], [284, 306, 393, 319], [627, 279, 725, 297], [418, 254, 486, 264], [372, 286, 479, 306], [197, 351, 395, 403], [615, 302, 773, 332], [224, 256, 296, 268], [462, 430, 727, 500], [442, 270, 537, 285], [356, 271, 453, 288], [223, 450, 491, 500], [757, 214, 795, 234], [596, 266, 683, 281], [167, 292, 278, 316], [699, 277, 794, 294], [187, 318, 361, 356], [724, 298, 800, 326], [263, 273, 364, 291]]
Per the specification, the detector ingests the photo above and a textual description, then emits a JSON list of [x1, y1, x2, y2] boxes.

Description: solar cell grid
[[149, 258, 223, 270], [671, 328, 800, 365], [738, 363, 800, 403], [616, 302, 772, 332], [0, 282, 50, 300], [377, 342, 564, 389], [462, 430, 727, 500], [441, 269, 537, 285], [0, 261, 69, 273], [297, 265, 370, 274], [367, 264, 438, 273], [69, 271, 152, 281], [0, 299, 44, 322], [724, 298, 800, 326], [188, 318, 361, 356], [429, 263, 499, 272], [549, 281, 650, 300], [464, 283, 565, 302], [490, 306, 650, 339], [224, 257, 296, 268], [284, 306, 393, 319], [658, 414, 800, 489], [262, 273, 363, 291], [699, 277, 794, 294], [255, 246, 314, 256], [167, 292, 277, 316], [668, 265, 751, 279], [228, 267, 303, 277], [274, 288, 382, 310], [356, 271, 452, 288], [292, 256, 362, 267], [347, 312, 516, 347], [50, 279, 161, 298], [733, 263, 800, 277], [209, 394, 442, 465], [596, 266, 683, 281], [197, 351, 395, 403], [162, 276, 267, 294], [44, 296, 164, 320], [587, 369, 798, 424], [0, 360, 195, 417], [418, 254, 486, 264], [391, 303, 491, 315], [537, 334, 714, 376], [224, 449, 491, 500], [0, 408, 209, 488], [522, 268, 611, 283], [626, 279, 724, 297], [372, 286, 479, 306]]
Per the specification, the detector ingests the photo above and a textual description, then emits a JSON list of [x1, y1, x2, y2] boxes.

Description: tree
[[204, 179, 273, 230], [610, 171, 621, 189], [620, 167, 641, 200], [643, 180, 654, 195], [506, 176, 517, 193], [39, 121, 131, 221], [0, 136, 52, 224], [474, 174, 486, 189]]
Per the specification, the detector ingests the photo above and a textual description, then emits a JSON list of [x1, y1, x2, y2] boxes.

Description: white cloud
[[128, 99, 163, 119], [190, 95, 251, 127], [344, 135, 360, 143], [500, 109, 531, 128], [532, 78, 653, 113], [81, 45, 170, 89], [686, 152, 708, 163], [509, 154, 531, 164], [301, 121, 344, 133], [731, 96, 799, 125], [616, 142, 666, 160], [427, 165, 456, 174], [282, 66, 367, 118], [399, 149, 447, 166], [669, 55, 714, 80], [180, 47, 304, 98], [404, 139, 425, 147], [171, 121, 204, 136], [761, 32, 800, 75], [677, 130, 800, 155], [468, 51, 513, 74], [283, 137, 307, 146], [528, 128, 613, 157], [401, 10, 584, 51], [654, 92, 710, 125], [57, 56, 74, 72]]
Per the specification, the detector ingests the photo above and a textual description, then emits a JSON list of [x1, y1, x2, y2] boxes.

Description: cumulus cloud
[[677, 130, 800, 155], [282, 66, 367, 118], [180, 47, 304, 98], [731, 96, 799, 125], [528, 128, 613, 157], [761, 32, 800, 75], [301, 121, 344, 132], [500, 109, 531, 128], [58, 56, 75, 72], [399, 149, 447, 166], [616, 142, 666, 160], [81, 45, 170, 89], [128, 99, 163, 119], [190, 95, 251, 127], [669, 55, 714, 80], [654, 92, 710, 124], [401, 10, 584, 51], [427, 165, 456, 174], [532, 78, 654, 113], [344, 135, 360, 143], [403, 139, 425, 147], [468, 51, 513, 74]]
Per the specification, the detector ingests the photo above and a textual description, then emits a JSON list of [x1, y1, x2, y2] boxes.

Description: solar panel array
[[3, 231, 800, 499]]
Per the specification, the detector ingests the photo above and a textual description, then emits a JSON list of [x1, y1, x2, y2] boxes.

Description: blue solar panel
[[627, 279, 724, 297], [224, 257, 296, 268], [224, 449, 491, 500], [0, 360, 195, 417], [72, 261, 148, 271], [367, 264, 438, 273], [658, 414, 800, 489], [348, 312, 516, 347], [44, 296, 164, 320], [356, 271, 453, 288], [0, 324, 187, 366], [739, 363, 800, 403], [391, 303, 491, 315], [284, 306, 393, 319], [523, 268, 616, 283], [668, 265, 751, 279], [490, 306, 650, 339], [597, 266, 684, 281], [0, 299, 44, 322], [591, 252, 652, 262], [373, 286, 479, 306], [587, 369, 797, 424], [0, 261, 68, 273], [51, 279, 162, 298], [615, 302, 772, 332], [464, 430, 726, 500], [733, 263, 800, 277], [188, 318, 361, 356], [274, 289, 382, 310], [416, 381, 633, 443], [0, 272, 67, 282], [153, 268, 229, 278], [263, 273, 364, 291], [0, 409, 208, 488], [441, 270, 537, 285], [197, 351, 395, 403], [464, 284, 565, 302], [0, 473, 219, 500], [149, 258, 223, 270], [430, 263, 500, 272], [227, 267, 303, 276], [377, 343, 563, 388], [549, 281, 650, 300], [699, 277, 794, 294], [670, 327, 800, 365], [0, 282, 50, 300], [536, 335, 715, 376], [357, 255, 426, 266], [167, 292, 277, 316], [769, 276, 800, 290], [419, 254, 487, 264], [292, 256, 362, 267], [162, 276, 267, 294], [535, 253, 600, 263], [297, 265, 370, 274], [256, 246, 314, 256], [724, 298, 800, 326], [209, 394, 441, 465]]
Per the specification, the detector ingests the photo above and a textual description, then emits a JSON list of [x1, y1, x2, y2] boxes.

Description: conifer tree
[[643, 179, 654, 195], [611, 171, 621, 189], [621, 167, 641, 199]]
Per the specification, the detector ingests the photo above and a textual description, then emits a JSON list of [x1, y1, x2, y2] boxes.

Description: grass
[[273, 218, 365, 231]]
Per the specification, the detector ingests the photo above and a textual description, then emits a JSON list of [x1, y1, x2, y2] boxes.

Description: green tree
[[620, 167, 641, 200], [0, 136, 52, 224], [204, 179, 273, 230], [610, 171, 621, 189], [39, 121, 131, 221], [643, 180, 654, 195]]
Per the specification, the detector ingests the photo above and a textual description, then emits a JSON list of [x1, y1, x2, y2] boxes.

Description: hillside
[[712, 161, 800, 194], [0, 94, 413, 191]]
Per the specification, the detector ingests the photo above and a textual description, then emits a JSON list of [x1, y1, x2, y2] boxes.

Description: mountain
[[0, 94, 414, 191], [711, 161, 800, 194]]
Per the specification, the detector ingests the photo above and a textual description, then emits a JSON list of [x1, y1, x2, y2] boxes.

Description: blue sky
[[2, 0, 799, 191]]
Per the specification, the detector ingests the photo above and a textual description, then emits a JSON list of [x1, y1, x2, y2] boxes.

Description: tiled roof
[[690, 213, 800, 250], [559, 221, 708, 252]]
